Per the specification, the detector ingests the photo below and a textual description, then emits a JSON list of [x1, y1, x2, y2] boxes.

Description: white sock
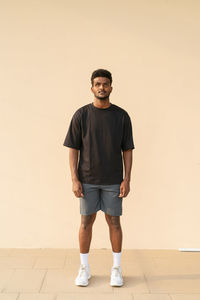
[[80, 253, 89, 267], [112, 251, 121, 267]]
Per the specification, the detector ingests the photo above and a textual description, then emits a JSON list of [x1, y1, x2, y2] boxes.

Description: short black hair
[[91, 69, 112, 86]]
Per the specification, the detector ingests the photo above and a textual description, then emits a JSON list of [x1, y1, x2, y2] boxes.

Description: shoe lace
[[112, 266, 121, 277], [79, 265, 87, 278]]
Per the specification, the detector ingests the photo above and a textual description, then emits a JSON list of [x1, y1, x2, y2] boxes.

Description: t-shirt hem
[[63, 143, 80, 150], [121, 145, 135, 151], [80, 178, 123, 185]]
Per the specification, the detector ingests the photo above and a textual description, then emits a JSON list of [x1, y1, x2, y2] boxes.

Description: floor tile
[[134, 294, 171, 299], [170, 294, 200, 300], [0, 249, 199, 298], [18, 293, 56, 299], [122, 259, 148, 276], [0, 257, 35, 269], [0, 250, 12, 257], [33, 257, 65, 269], [41, 269, 113, 293], [0, 270, 15, 291], [135, 250, 200, 259], [141, 256, 200, 293], [0, 294, 18, 300], [10, 249, 67, 257], [3, 269, 46, 292], [146, 275, 200, 293], [152, 257, 200, 275], [57, 293, 132, 300], [9, 249, 43, 257]]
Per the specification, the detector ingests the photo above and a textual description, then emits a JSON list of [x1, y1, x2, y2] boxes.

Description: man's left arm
[[119, 149, 133, 198]]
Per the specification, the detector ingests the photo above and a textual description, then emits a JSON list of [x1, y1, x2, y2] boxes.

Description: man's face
[[91, 77, 112, 100]]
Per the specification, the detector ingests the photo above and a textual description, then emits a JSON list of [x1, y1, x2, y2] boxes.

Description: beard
[[95, 95, 109, 100], [95, 92, 111, 101]]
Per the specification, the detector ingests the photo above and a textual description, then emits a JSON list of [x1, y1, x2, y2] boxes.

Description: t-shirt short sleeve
[[63, 110, 82, 150], [121, 112, 135, 151]]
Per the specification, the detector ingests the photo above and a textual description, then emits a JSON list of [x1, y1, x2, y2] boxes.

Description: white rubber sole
[[75, 275, 91, 286], [110, 281, 123, 287], [75, 281, 88, 286]]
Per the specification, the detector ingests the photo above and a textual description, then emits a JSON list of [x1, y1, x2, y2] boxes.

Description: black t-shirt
[[63, 102, 135, 185]]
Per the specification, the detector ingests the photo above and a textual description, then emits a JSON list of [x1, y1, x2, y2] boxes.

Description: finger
[[77, 190, 83, 197], [75, 190, 82, 197], [122, 189, 126, 196], [74, 191, 79, 197], [76, 190, 84, 197], [123, 189, 127, 196], [79, 187, 84, 197], [119, 189, 124, 197]]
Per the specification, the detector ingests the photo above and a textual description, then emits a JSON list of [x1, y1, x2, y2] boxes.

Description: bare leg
[[105, 214, 122, 252], [79, 213, 97, 253]]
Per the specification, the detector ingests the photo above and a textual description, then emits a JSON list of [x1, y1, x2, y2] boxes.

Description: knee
[[81, 214, 96, 230], [106, 215, 121, 231]]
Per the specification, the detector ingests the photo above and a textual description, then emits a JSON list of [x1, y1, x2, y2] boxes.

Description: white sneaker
[[75, 264, 91, 286], [110, 266, 123, 286]]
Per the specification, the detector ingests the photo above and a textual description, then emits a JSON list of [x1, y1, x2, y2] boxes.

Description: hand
[[72, 180, 84, 198], [118, 179, 130, 198]]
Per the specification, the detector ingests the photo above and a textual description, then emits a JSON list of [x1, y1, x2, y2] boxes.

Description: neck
[[93, 98, 111, 109]]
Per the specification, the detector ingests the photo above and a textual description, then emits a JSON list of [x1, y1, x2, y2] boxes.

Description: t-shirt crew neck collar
[[91, 102, 113, 111]]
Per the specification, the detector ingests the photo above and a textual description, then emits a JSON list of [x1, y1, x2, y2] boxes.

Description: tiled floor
[[0, 249, 199, 299]]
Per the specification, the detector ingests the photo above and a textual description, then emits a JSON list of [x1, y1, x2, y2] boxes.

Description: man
[[63, 69, 135, 287]]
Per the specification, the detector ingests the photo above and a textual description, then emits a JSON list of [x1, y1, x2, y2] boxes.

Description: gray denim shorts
[[79, 183, 123, 216]]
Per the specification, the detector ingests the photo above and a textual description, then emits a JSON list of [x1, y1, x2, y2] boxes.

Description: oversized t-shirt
[[63, 102, 135, 185]]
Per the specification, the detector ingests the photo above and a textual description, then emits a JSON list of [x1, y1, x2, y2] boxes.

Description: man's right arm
[[69, 148, 84, 198]]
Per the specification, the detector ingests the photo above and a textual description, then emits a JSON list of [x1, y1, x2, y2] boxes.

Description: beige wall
[[0, 0, 200, 249]]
